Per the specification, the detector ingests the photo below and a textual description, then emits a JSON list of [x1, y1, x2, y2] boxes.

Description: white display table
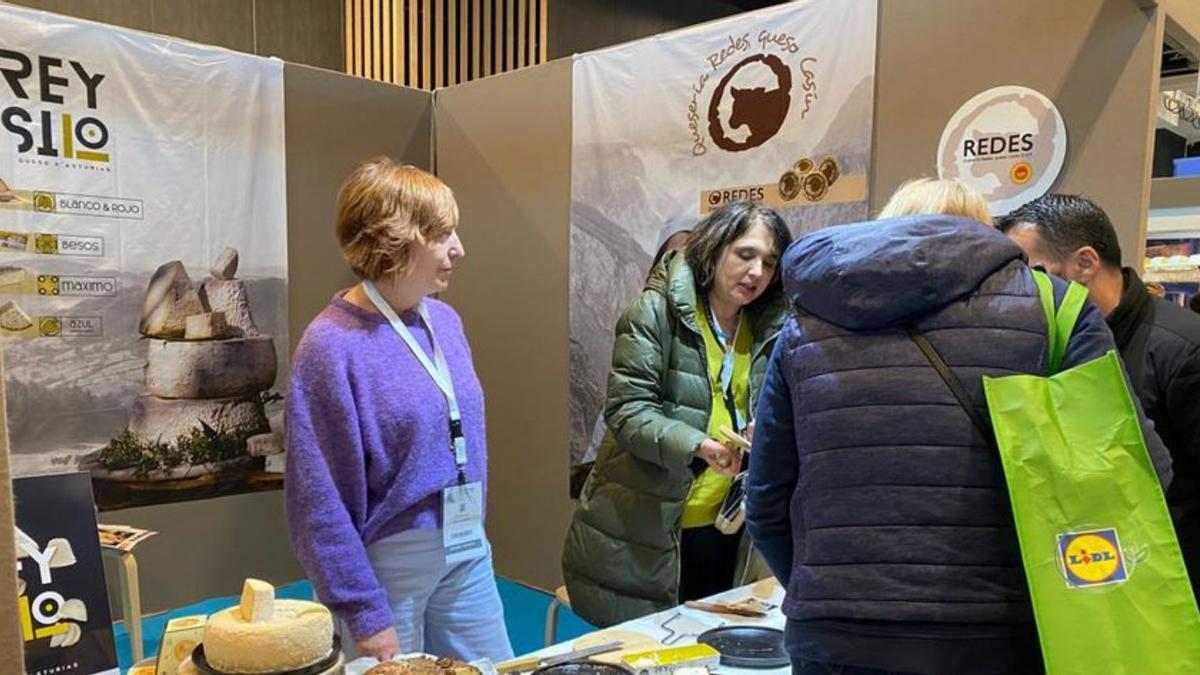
[[523, 580, 790, 674]]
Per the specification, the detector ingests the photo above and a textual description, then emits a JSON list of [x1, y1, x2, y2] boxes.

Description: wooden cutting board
[[752, 576, 780, 599], [573, 629, 664, 665]]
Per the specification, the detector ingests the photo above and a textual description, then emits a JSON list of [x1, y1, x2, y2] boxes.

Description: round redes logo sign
[[937, 86, 1067, 216], [707, 53, 793, 153]]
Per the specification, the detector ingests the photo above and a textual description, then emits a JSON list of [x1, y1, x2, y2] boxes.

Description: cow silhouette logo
[[707, 54, 793, 153]]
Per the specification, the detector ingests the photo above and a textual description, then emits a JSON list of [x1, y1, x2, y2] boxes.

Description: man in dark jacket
[[999, 194, 1200, 602], [746, 213, 1171, 674]]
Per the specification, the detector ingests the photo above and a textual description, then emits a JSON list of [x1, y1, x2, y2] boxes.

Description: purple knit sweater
[[284, 293, 487, 641]]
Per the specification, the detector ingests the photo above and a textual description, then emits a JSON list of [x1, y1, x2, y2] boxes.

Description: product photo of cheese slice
[[0, 265, 25, 288], [46, 537, 77, 568], [49, 622, 82, 648], [60, 598, 88, 622], [62, 621, 82, 647], [0, 300, 33, 331], [49, 628, 67, 649]]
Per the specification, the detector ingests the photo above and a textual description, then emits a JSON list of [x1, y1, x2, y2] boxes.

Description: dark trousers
[[679, 524, 740, 602], [793, 662, 905, 675]]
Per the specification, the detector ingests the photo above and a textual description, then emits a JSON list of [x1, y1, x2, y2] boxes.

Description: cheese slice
[[0, 266, 24, 288], [60, 598, 88, 622], [0, 300, 32, 331], [240, 578, 275, 623]]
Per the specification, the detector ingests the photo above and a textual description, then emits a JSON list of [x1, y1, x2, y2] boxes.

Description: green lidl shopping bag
[[982, 271, 1200, 674]]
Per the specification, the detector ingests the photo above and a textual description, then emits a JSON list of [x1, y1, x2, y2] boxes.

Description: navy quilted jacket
[[746, 215, 1172, 625]]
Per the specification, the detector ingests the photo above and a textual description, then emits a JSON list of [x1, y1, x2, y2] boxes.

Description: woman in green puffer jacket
[[562, 200, 793, 627]]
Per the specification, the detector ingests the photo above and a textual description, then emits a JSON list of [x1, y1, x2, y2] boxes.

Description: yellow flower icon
[[36, 275, 59, 296]]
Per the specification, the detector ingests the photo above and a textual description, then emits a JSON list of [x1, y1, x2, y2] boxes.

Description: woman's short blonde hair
[[877, 178, 993, 225], [335, 158, 459, 281]]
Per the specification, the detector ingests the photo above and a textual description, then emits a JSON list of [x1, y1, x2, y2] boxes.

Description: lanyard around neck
[[707, 303, 736, 351], [362, 281, 468, 476], [704, 300, 746, 433]]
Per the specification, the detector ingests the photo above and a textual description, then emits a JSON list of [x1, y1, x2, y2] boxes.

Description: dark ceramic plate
[[698, 625, 789, 669]]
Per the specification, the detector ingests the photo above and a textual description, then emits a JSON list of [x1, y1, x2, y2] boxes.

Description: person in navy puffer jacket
[[745, 179, 1172, 675]]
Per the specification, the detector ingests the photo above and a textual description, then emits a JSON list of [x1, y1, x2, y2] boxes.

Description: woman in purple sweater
[[285, 158, 512, 662]]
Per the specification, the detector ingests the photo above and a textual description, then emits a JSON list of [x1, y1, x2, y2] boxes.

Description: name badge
[[442, 482, 486, 565]]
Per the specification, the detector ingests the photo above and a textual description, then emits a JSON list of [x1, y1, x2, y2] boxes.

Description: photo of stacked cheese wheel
[[778, 156, 840, 202], [0, 177, 14, 202]]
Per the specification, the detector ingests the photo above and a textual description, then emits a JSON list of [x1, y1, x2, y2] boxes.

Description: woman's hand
[[357, 626, 401, 662], [696, 438, 741, 477]]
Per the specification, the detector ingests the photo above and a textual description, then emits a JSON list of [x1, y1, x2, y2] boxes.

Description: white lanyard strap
[[362, 282, 468, 475]]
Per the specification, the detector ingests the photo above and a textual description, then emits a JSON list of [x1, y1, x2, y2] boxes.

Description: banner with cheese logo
[[15, 472, 119, 675], [567, 0, 877, 489], [0, 5, 288, 510]]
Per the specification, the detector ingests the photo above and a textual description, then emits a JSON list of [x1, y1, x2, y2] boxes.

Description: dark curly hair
[[684, 200, 793, 298]]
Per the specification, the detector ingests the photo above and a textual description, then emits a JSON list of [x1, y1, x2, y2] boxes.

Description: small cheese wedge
[[60, 598, 88, 622], [47, 538, 76, 568], [240, 578, 275, 623], [0, 266, 24, 288], [62, 622, 81, 647], [0, 300, 31, 331]]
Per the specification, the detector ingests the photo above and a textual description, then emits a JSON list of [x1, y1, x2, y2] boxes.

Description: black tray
[[697, 625, 789, 669], [191, 635, 343, 675], [533, 662, 634, 675]]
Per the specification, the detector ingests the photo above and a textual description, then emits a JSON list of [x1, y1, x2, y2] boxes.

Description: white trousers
[[344, 528, 514, 662]]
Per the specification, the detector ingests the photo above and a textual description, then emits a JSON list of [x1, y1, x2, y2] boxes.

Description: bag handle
[[905, 325, 996, 450], [1030, 269, 1089, 374]]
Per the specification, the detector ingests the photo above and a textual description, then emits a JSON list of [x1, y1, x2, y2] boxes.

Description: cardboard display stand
[[14, 472, 119, 675]]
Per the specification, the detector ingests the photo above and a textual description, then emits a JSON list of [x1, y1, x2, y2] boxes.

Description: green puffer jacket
[[562, 251, 787, 627]]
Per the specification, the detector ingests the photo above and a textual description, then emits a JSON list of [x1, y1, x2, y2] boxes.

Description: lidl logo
[[1058, 528, 1128, 588]]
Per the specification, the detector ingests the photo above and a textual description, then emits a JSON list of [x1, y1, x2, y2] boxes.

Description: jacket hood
[[783, 215, 1024, 330]]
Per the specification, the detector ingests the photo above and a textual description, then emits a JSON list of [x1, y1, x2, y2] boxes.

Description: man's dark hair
[[997, 194, 1123, 268]]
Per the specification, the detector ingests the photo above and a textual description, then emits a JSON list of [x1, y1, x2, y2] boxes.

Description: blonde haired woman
[[285, 158, 512, 662], [877, 177, 993, 225]]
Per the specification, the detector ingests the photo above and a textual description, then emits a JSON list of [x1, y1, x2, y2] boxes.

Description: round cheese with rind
[[204, 600, 333, 674]]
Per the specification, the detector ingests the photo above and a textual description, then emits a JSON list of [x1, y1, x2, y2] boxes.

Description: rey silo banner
[[0, 5, 288, 509], [15, 472, 118, 675], [569, 0, 878, 487]]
